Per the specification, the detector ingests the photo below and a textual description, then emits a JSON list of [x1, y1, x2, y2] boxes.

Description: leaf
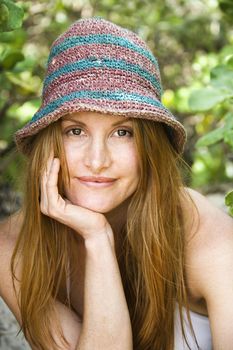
[[225, 191, 233, 207], [219, 0, 233, 19], [210, 65, 233, 90], [0, 3, 9, 25], [224, 112, 233, 129], [229, 207, 233, 217], [196, 127, 225, 147], [227, 56, 233, 68], [211, 73, 233, 91], [5, 71, 42, 93], [189, 87, 231, 111], [13, 57, 37, 73], [223, 129, 233, 148], [210, 65, 229, 79], [219, 45, 233, 64], [7, 99, 40, 123], [0, 48, 24, 69], [0, 0, 24, 32]]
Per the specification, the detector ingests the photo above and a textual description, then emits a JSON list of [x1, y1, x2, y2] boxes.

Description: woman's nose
[[84, 138, 112, 173]]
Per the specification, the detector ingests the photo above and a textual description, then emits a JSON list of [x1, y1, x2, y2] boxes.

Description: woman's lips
[[77, 176, 116, 188]]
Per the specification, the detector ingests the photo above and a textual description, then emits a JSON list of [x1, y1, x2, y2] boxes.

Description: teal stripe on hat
[[31, 90, 168, 123], [43, 57, 161, 95], [48, 34, 159, 68]]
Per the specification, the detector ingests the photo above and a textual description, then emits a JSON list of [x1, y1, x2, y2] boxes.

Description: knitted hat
[[14, 17, 186, 155]]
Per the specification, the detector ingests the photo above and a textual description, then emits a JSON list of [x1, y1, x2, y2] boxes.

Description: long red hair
[[12, 118, 194, 349]]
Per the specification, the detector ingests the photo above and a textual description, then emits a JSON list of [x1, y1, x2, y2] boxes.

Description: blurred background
[[0, 0, 233, 348]]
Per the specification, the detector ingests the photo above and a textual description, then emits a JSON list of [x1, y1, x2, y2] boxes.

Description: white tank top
[[174, 305, 212, 350]]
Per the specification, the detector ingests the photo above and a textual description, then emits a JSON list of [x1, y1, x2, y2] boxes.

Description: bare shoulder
[[0, 210, 22, 258], [183, 187, 233, 244], [182, 188, 233, 299], [0, 211, 23, 321]]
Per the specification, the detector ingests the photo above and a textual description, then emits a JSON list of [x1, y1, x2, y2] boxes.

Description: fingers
[[46, 158, 60, 200], [40, 155, 61, 217], [40, 154, 53, 210]]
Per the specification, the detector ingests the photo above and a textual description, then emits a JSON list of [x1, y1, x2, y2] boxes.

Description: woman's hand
[[40, 155, 114, 245]]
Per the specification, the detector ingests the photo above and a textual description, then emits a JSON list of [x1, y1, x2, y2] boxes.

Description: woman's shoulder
[[182, 187, 233, 241], [0, 211, 22, 296], [0, 210, 22, 249], [182, 188, 233, 299]]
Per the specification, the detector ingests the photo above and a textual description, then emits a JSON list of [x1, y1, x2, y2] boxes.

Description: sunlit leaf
[[0, 4, 9, 26], [5, 71, 42, 93], [196, 127, 225, 147], [223, 130, 233, 148], [0, 0, 24, 32], [226, 191, 233, 206], [7, 99, 40, 123], [13, 57, 37, 73], [224, 112, 233, 128], [210, 65, 229, 79], [227, 56, 233, 68], [0, 48, 24, 69], [211, 73, 233, 91], [189, 87, 231, 111]]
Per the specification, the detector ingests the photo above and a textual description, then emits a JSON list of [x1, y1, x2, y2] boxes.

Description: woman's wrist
[[84, 227, 115, 252]]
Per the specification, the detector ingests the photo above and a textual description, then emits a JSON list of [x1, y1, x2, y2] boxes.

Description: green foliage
[[225, 190, 233, 216], [189, 61, 233, 112], [0, 0, 24, 32], [189, 86, 232, 111], [188, 54, 233, 151], [219, 0, 233, 19], [195, 112, 233, 148], [0, 48, 24, 69], [192, 145, 229, 188], [188, 40, 233, 215]]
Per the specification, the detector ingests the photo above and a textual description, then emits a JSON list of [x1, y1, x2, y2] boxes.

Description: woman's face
[[61, 111, 140, 213]]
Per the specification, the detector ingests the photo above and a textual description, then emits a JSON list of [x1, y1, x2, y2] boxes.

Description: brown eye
[[72, 128, 82, 135], [67, 128, 82, 136], [116, 129, 133, 137]]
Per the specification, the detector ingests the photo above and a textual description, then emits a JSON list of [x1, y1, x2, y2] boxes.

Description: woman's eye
[[115, 129, 133, 137], [67, 128, 83, 136]]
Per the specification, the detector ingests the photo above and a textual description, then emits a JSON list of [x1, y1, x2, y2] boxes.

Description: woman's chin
[[84, 205, 111, 214], [68, 198, 115, 214]]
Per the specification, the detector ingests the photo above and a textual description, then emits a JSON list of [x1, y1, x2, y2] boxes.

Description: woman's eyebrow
[[111, 117, 131, 126], [61, 117, 85, 125], [61, 117, 132, 126]]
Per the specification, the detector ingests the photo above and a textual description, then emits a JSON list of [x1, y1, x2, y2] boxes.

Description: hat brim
[[14, 93, 186, 155]]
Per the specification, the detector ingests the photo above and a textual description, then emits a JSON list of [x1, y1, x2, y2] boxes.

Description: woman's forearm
[[40, 157, 132, 349], [76, 232, 133, 350]]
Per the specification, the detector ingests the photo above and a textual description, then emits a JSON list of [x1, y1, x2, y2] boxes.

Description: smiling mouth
[[77, 177, 116, 188], [78, 176, 116, 182]]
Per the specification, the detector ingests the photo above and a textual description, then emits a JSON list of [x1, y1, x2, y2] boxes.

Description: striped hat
[[15, 17, 186, 154]]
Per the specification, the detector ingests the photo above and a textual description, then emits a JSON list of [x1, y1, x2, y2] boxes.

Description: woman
[[0, 17, 233, 350]]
